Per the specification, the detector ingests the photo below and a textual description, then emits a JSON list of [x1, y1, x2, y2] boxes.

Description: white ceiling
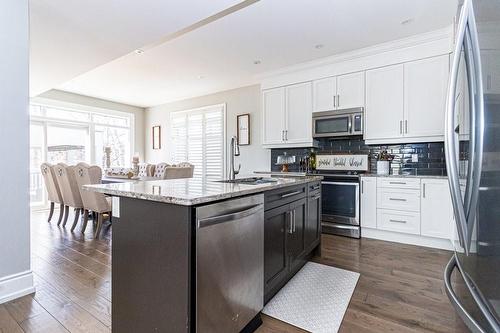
[[29, 0, 246, 96], [33, 0, 457, 107]]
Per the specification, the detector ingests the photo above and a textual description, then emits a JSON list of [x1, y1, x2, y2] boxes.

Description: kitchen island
[[85, 175, 322, 333]]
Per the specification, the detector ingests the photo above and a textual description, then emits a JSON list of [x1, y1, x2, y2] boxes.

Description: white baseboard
[[0, 270, 35, 304], [362, 228, 454, 251]]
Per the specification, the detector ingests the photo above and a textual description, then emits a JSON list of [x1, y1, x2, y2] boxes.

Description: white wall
[[145, 85, 270, 175], [0, 0, 34, 303], [34, 89, 146, 159]]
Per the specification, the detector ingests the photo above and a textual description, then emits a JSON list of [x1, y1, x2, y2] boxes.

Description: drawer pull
[[281, 190, 302, 198], [389, 181, 407, 185], [311, 194, 321, 200], [389, 198, 407, 202], [389, 219, 407, 224], [310, 185, 321, 191]]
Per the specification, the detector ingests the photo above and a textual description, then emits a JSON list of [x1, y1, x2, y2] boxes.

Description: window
[[46, 124, 89, 164], [29, 103, 134, 207], [170, 104, 225, 180], [94, 125, 131, 167]]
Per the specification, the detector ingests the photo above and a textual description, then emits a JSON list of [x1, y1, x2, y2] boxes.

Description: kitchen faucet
[[229, 136, 241, 180]]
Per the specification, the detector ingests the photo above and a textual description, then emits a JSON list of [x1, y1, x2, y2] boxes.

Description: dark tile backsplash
[[270, 137, 447, 176]]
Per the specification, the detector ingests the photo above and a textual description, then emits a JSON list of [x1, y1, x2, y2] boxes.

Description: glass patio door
[[30, 122, 90, 208], [46, 123, 90, 165], [30, 122, 46, 208]]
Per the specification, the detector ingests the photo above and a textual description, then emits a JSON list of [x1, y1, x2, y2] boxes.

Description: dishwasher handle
[[197, 204, 263, 228]]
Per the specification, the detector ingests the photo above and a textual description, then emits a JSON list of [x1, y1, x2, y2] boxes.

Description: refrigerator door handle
[[462, 28, 476, 220], [464, 5, 485, 252], [445, 0, 470, 254]]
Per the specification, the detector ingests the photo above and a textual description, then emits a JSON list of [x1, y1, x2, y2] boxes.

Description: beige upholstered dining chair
[[40, 163, 64, 223], [152, 162, 169, 179], [53, 163, 84, 227], [75, 163, 111, 238], [164, 162, 194, 179], [138, 163, 155, 177]]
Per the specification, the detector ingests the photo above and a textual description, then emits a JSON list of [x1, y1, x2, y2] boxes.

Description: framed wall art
[[152, 126, 161, 150], [237, 114, 250, 145]]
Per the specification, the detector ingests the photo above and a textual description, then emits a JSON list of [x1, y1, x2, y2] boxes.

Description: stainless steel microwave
[[312, 108, 363, 138]]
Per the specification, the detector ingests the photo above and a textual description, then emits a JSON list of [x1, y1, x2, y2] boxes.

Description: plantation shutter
[[169, 105, 225, 180]]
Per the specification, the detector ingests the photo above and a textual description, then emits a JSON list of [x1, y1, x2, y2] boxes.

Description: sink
[[215, 177, 278, 185]]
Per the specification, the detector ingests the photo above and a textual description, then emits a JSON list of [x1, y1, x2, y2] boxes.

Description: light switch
[[411, 154, 419, 163]]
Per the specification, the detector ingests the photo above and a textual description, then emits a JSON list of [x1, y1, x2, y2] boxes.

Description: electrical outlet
[[411, 154, 419, 163]]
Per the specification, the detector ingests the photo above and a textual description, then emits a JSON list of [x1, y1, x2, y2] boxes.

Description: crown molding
[[256, 26, 453, 81]]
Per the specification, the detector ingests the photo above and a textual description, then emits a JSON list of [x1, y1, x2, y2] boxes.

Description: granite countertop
[[360, 173, 448, 179], [84, 175, 323, 206]]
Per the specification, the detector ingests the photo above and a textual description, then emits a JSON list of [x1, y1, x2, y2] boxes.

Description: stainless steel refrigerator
[[445, 0, 500, 332]]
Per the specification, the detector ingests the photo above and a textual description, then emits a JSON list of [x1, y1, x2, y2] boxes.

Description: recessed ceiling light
[[134, 49, 145, 55], [253, 60, 261, 65], [315, 44, 324, 49], [197, 75, 205, 79], [401, 18, 413, 25]]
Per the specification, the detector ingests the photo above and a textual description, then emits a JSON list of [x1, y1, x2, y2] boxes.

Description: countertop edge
[[84, 176, 323, 206]]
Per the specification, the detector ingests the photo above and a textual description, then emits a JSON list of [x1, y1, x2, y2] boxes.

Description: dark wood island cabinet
[[84, 176, 322, 333], [263, 181, 321, 303]]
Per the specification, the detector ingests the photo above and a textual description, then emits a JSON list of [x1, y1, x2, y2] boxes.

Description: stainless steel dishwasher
[[196, 194, 264, 333]]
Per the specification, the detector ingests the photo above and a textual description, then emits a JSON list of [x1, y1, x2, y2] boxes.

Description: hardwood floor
[[1, 210, 468, 333]]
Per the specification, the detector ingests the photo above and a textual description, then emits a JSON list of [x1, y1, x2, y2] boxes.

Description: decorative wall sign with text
[[316, 154, 369, 171]]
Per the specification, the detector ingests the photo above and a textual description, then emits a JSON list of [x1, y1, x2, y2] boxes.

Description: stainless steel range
[[314, 154, 369, 238]]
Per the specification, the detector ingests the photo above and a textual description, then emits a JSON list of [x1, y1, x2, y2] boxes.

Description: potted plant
[[377, 150, 394, 175]]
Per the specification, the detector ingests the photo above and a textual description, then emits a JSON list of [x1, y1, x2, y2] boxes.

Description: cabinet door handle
[[423, 183, 426, 198], [333, 95, 336, 108], [285, 130, 288, 141], [361, 180, 364, 194], [288, 211, 293, 234], [281, 130, 284, 141], [337, 95, 340, 108], [389, 219, 407, 224], [389, 198, 407, 202], [400, 120, 403, 135], [292, 209, 296, 233], [405, 120, 408, 134], [281, 190, 302, 198]]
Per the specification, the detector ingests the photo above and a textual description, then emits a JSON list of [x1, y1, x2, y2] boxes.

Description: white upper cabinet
[[313, 77, 336, 112], [262, 87, 286, 145], [365, 64, 404, 141], [336, 72, 365, 110], [360, 177, 377, 229], [404, 55, 449, 139], [365, 55, 449, 144], [312, 72, 364, 112], [262, 82, 312, 147], [285, 82, 312, 144], [421, 178, 454, 239]]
